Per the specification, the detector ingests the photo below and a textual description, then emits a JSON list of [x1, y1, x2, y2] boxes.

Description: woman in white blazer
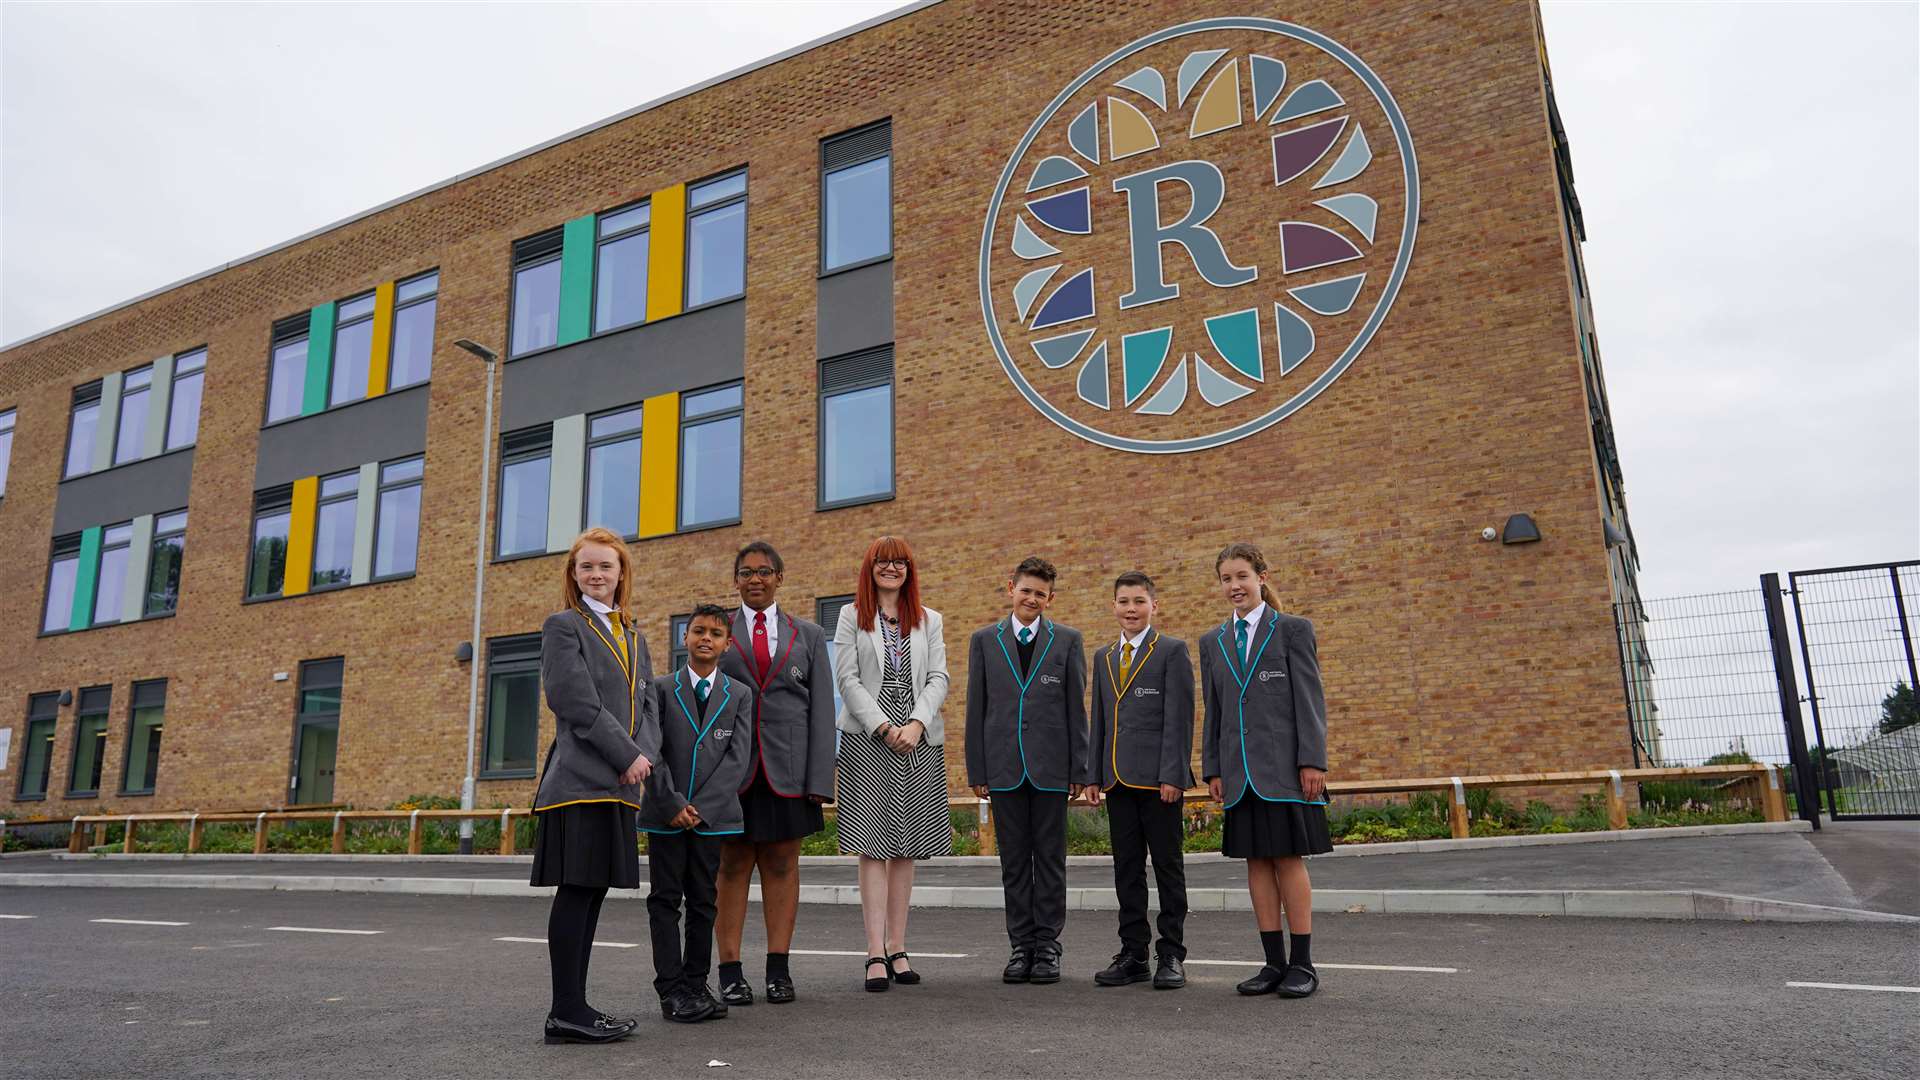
[[832, 535, 950, 992]]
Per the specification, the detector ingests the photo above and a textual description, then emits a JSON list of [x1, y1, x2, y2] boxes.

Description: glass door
[[291, 659, 343, 806]]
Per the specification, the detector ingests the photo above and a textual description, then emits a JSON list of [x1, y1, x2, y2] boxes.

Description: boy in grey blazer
[[964, 556, 1093, 985]]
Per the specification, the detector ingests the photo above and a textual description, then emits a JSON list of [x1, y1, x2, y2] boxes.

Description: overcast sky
[[3, 1, 1915, 604]]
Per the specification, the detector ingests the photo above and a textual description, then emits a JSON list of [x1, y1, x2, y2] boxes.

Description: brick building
[[0, 0, 1641, 821]]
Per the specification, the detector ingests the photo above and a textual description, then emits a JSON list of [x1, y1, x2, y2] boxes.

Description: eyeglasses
[[735, 567, 778, 581], [875, 559, 910, 570]]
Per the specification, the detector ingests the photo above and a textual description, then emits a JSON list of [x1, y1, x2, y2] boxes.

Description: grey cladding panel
[[816, 260, 893, 359], [502, 299, 746, 431], [255, 385, 430, 489], [54, 449, 195, 534]]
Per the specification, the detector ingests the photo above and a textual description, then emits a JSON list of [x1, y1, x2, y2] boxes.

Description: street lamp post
[[453, 338, 500, 854]]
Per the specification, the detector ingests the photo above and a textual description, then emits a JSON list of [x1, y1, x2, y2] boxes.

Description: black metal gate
[[1789, 561, 1920, 820]]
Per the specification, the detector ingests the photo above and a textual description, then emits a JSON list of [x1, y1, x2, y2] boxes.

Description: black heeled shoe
[[887, 951, 920, 985], [864, 956, 891, 992], [544, 1014, 632, 1044]]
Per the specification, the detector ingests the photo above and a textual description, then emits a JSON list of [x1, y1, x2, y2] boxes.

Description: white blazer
[[833, 604, 950, 746]]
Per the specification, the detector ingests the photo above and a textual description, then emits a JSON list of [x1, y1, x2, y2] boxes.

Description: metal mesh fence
[[1791, 562, 1920, 817], [1614, 588, 1787, 768]]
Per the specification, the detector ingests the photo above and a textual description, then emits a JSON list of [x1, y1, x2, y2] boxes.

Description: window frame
[[164, 348, 207, 452], [495, 426, 554, 560], [819, 120, 894, 276], [143, 509, 189, 618], [509, 229, 566, 360], [817, 346, 897, 511], [111, 363, 156, 468], [817, 594, 855, 716], [264, 315, 312, 427], [0, 406, 15, 500], [119, 679, 167, 797], [327, 290, 379, 409], [245, 485, 296, 601], [668, 613, 692, 671], [591, 200, 652, 337], [64, 381, 104, 478], [480, 633, 542, 779], [290, 657, 345, 807], [307, 469, 359, 592], [387, 270, 440, 392], [66, 684, 112, 799], [676, 380, 745, 533], [584, 403, 644, 540], [41, 532, 83, 636], [683, 168, 750, 312], [91, 520, 136, 627], [369, 455, 424, 583], [16, 693, 59, 800]]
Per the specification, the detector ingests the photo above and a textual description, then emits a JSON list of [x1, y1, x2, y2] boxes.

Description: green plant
[[1064, 807, 1111, 855]]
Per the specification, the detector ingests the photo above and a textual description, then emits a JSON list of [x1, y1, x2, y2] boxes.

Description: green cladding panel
[[303, 302, 338, 416], [557, 214, 597, 346], [70, 526, 103, 632]]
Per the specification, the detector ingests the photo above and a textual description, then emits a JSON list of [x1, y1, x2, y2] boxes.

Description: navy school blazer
[[1091, 629, 1196, 792], [533, 608, 660, 813], [1200, 610, 1329, 807], [963, 616, 1091, 792], [717, 607, 837, 800], [641, 667, 755, 836]]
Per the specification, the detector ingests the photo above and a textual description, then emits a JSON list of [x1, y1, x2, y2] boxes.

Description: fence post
[[1604, 770, 1628, 830], [331, 811, 347, 855], [1448, 778, 1470, 839], [187, 814, 202, 854], [1761, 573, 1821, 830], [498, 809, 516, 856], [253, 812, 269, 854], [0, 819, 6, 854], [977, 798, 996, 856], [93, 822, 108, 848], [1760, 766, 1787, 823], [122, 818, 138, 855], [407, 809, 423, 855], [69, 818, 85, 854]]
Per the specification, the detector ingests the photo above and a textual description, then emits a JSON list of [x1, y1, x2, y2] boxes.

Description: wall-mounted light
[[1500, 513, 1542, 545], [1603, 519, 1629, 549], [454, 641, 474, 663], [58, 690, 73, 707]]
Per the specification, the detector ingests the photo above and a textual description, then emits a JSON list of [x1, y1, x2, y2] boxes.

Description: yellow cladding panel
[[283, 476, 319, 596], [367, 281, 396, 397], [637, 392, 680, 538], [645, 183, 687, 323]]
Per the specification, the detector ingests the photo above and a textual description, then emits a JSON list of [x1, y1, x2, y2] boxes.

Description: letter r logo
[[1113, 160, 1258, 310]]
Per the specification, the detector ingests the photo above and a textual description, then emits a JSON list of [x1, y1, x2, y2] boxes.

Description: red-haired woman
[[831, 536, 951, 991], [530, 527, 658, 1042]]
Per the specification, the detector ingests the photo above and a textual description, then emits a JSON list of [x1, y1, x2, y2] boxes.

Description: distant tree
[[1879, 680, 1918, 735], [1704, 749, 1755, 765]]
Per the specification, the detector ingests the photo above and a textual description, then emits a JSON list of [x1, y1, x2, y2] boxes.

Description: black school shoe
[[659, 988, 717, 1024], [544, 1014, 633, 1044], [694, 983, 728, 1018], [1276, 964, 1319, 998], [1094, 951, 1151, 986], [718, 976, 754, 1007], [1153, 951, 1187, 990], [765, 975, 796, 1004], [1002, 945, 1034, 983], [1235, 965, 1285, 995], [1028, 944, 1063, 984]]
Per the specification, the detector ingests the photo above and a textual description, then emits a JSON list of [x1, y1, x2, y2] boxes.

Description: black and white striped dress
[[837, 617, 952, 859]]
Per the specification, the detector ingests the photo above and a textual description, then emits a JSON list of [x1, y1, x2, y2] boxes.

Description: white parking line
[[1787, 981, 1920, 994], [1184, 959, 1458, 974], [267, 926, 383, 936], [0, 914, 39, 920], [91, 918, 190, 927], [790, 949, 972, 959], [493, 936, 639, 948]]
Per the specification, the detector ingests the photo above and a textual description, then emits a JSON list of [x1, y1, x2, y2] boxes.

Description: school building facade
[[0, 0, 1642, 820]]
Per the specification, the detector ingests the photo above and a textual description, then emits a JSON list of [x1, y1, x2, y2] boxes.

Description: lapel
[[863, 617, 885, 679], [730, 609, 799, 692], [908, 621, 926, 689], [576, 608, 637, 723], [1216, 614, 1277, 693], [994, 616, 1054, 693], [673, 667, 729, 737], [1107, 628, 1158, 702]]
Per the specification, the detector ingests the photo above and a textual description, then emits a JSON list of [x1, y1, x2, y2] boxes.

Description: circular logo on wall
[[979, 17, 1419, 454]]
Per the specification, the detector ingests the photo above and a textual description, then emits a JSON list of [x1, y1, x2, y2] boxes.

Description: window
[[822, 121, 892, 272], [0, 407, 14, 498], [248, 485, 294, 599], [483, 635, 541, 777], [497, 427, 553, 557], [65, 381, 103, 477], [686, 170, 747, 308], [373, 456, 423, 579], [595, 202, 651, 334], [311, 470, 357, 589], [68, 685, 111, 797], [44, 534, 81, 633], [817, 595, 854, 716], [511, 230, 564, 357], [330, 291, 377, 407], [389, 271, 438, 390], [145, 510, 188, 617], [679, 383, 742, 530], [819, 346, 895, 507], [293, 659, 342, 805], [669, 613, 691, 671], [113, 364, 154, 466], [586, 405, 643, 538], [122, 680, 166, 795], [165, 349, 205, 450], [266, 316, 310, 424], [92, 521, 135, 625], [18, 693, 58, 799]]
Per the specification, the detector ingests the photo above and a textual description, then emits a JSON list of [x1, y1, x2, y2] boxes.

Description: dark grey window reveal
[[819, 346, 895, 509], [685, 170, 747, 309], [0, 407, 15, 498], [113, 364, 155, 467], [389, 271, 438, 391], [165, 348, 206, 451], [92, 521, 135, 626], [248, 485, 295, 599], [331, 291, 378, 407], [821, 120, 892, 273], [122, 679, 166, 795], [65, 380, 103, 478], [595, 202, 651, 334], [678, 382, 743, 530], [266, 314, 311, 424], [497, 426, 553, 558], [44, 533, 81, 633], [817, 594, 855, 715], [293, 658, 343, 805], [669, 613, 692, 671], [373, 456, 423, 580], [511, 230, 564, 358], [483, 634, 542, 777], [586, 405, 643, 539], [145, 509, 188, 617], [18, 692, 59, 799], [68, 685, 112, 798], [310, 470, 357, 590]]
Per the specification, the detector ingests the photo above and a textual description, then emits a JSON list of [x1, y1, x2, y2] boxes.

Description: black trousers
[[648, 830, 722, 997], [1106, 785, 1188, 959], [992, 782, 1067, 949]]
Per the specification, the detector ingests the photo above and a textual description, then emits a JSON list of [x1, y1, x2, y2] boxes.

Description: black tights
[[548, 884, 609, 1024]]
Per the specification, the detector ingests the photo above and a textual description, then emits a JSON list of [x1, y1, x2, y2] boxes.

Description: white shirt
[[1117, 625, 1153, 653], [1010, 612, 1041, 642], [582, 594, 620, 636], [744, 600, 779, 655], [1232, 603, 1267, 656]]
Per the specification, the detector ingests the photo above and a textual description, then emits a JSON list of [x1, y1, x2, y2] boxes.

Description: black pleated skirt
[[739, 769, 824, 844], [530, 801, 640, 888], [1222, 798, 1334, 859]]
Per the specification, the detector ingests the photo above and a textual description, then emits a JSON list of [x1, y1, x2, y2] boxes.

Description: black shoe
[[1028, 945, 1062, 985], [1152, 952, 1187, 990], [718, 977, 754, 1007], [1002, 945, 1034, 983], [594, 1009, 638, 1029], [659, 988, 716, 1024], [544, 1014, 631, 1044], [694, 983, 727, 1019], [1093, 951, 1151, 986], [887, 951, 920, 986], [1236, 965, 1285, 996], [864, 956, 891, 993], [1276, 963, 1319, 998], [765, 975, 796, 1004]]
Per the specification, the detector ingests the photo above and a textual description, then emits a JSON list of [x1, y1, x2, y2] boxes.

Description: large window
[[266, 316, 310, 424], [0, 407, 14, 498], [122, 679, 166, 796], [293, 659, 342, 805], [248, 485, 294, 599], [595, 202, 651, 334], [92, 521, 134, 626], [165, 349, 205, 450], [68, 685, 111, 798], [822, 121, 892, 272], [373, 456, 423, 579], [113, 364, 154, 466], [679, 383, 742, 530], [669, 613, 691, 671], [586, 405, 643, 538], [497, 427, 553, 557], [145, 509, 187, 617], [483, 635, 542, 777], [65, 381, 102, 477], [389, 271, 438, 390], [310, 470, 357, 589], [819, 346, 895, 508], [511, 230, 564, 357], [44, 534, 81, 633], [17, 693, 58, 799], [686, 171, 747, 308], [330, 291, 377, 407]]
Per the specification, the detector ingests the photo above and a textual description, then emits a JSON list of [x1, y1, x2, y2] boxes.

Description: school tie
[[753, 611, 772, 679], [609, 611, 629, 670], [1235, 618, 1250, 665], [1018, 627, 1033, 645], [1119, 641, 1134, 687], [696, 677, 711, 704]]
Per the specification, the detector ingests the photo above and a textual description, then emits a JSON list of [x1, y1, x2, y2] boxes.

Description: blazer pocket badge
[[1039, 674, 1063, 685], [1257, 669, 1288, 682], [1133, 687, 1161, 697], [713, 728, 733, 740], [789, 665, 803, 682]]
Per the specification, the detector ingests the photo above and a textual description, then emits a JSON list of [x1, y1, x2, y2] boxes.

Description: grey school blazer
[[833, 605, 950, 745], [1091, 629, 1196, 792], [718, 608, 837, 800], [641, 668, 755, 836], [1200, 611, 1329, 807], [533, 607, 660, 812], [964, 616, 1090, 792]]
